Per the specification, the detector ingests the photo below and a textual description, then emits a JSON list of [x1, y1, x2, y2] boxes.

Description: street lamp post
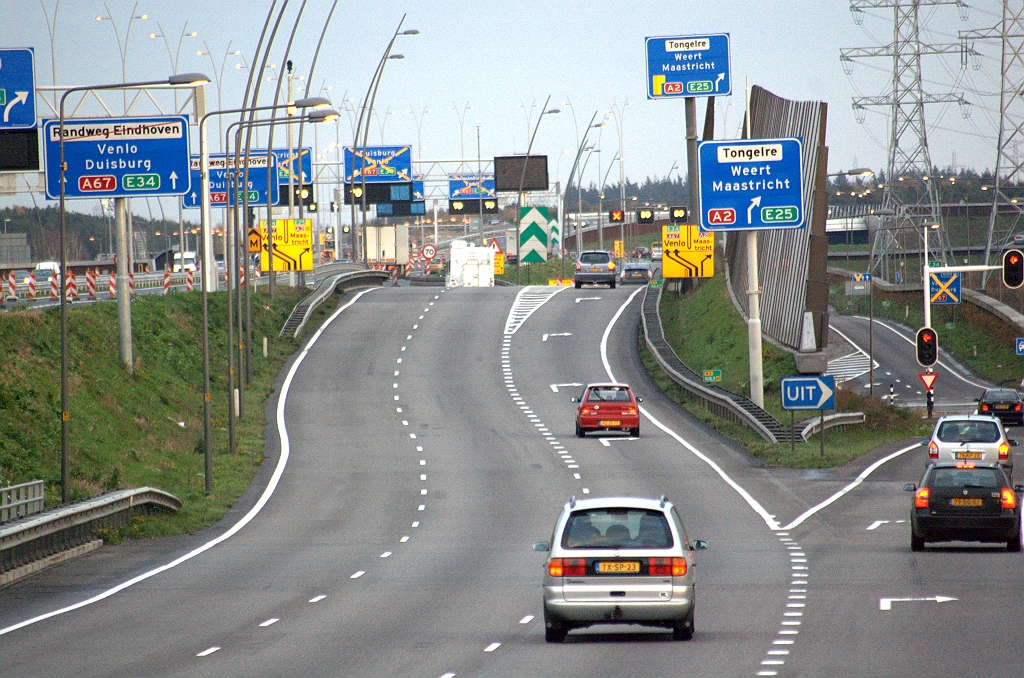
[[515, 95, 560, 284], [57, 72, 209, 503], [607, 100, 630, 256]]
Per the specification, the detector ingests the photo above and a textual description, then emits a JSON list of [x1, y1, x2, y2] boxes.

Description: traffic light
[[637, 209, 655, 225], [916, 327, 938, 367], [1003, 249, 1024, 289], [609, 209, 624, 223], [669, 206, 688, 224]]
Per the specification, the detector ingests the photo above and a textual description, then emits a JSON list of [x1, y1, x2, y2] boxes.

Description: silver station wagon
[[928, 415, 1017, 479], [534, 495, 706, 642]]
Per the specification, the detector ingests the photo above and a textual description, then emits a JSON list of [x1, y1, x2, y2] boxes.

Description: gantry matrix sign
[[645, 33, 731, 99], [697, 138, 805, 231], [43, 116, 191, 200]]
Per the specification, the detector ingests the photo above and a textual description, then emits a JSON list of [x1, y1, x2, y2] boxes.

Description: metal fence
[[1, 480, 45, 524]]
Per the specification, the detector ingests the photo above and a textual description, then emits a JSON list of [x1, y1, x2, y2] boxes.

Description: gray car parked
[[534, 495, 707, 642], [574, 250, 617, 289]]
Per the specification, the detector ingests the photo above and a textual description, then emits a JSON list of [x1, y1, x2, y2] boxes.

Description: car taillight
[[928, 441, 938, 459], [1002, 488, 1017, 509], [649, 557, 687, 576], [981, 403, 990, 412], [915, 487, 930, 508], [647, 270, 652, 278], [955, 462, 976, 468], [626, 407, 637, 415], [548, 558, 586, 577], [575, 262, 581, 272], [1000, 442, 1010, 460], [608, 261, 615, 270], [1016, 403, 1022, 412], [581, 407, 593, 415]]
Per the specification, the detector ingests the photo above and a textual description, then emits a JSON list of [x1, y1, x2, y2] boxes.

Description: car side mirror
[[570, 397, 579, 403], [691, 540, 708, 550], [973, 397, 980, 402], [1015, 485, 1024, 494], [904, 483, 916, 491], [1011, 440, 1020, 447], [533, 541, 550, 552], [636, 397, 643, 403]]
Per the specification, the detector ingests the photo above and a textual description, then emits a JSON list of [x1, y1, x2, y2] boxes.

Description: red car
[[571, 383, 642, 437]]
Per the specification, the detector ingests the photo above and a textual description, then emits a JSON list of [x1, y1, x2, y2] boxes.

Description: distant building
[[0, 233, 31, 264]]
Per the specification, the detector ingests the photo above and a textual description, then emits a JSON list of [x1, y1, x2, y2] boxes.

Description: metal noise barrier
[[725, 85, 830, 351]]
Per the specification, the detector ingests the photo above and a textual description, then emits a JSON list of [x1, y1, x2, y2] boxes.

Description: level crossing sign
[[697, 138, 805, 232], [43, 116, 191, 200], [0, 48, 35, 129], [929, 271, 960, 305], [780, 375, 836, 410], [183, 153, 280, 208], [645, 34, 731, 98], [661, 224, 714, 278]]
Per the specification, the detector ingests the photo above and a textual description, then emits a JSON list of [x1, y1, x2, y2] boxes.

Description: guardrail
[[280, 269, 391, 338], [1, 481, 44, 524], [798, 412, 866, 441], [1, 487, 180, 580]]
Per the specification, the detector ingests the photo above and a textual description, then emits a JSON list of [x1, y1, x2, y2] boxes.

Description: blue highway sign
[[0, 48, 36, 129], [449, 174, 496, 200], [645, 33, 731, 99], [781, 375, 836, 411], [414, 179, 425, 201], [271, 147, 311, 184], [183, 153, 279, 209], [928, 271, 961, 305], [1016, 338, 1024, 356], [697, 138, 805, 231], [344, 145, 412, 183], [852, 272, 872, 282], [43, 116, 191, 200]]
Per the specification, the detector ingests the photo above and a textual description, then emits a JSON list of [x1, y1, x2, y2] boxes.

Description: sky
[[0, 0, 1012, 220]]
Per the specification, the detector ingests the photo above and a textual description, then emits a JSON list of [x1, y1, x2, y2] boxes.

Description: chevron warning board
[[661, 224, 714, 278], [519, 207, 549, 263]]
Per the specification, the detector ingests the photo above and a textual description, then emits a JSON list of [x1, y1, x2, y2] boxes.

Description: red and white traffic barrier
[[239, 265, 245, 287], [129, 271, 135, 298], [27, 272, 35, 301], [6, 271, 16, 301], [50, 274, 58, 301], [163, 268, 172, 295], [85, 268, 97, 300], [109, 272, 117, 299], [65, 271, 77, 301], [185, 269, 194, 292]]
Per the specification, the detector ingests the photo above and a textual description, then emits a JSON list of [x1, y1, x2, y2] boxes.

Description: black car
[[976, 388, 1024, 427], [619, 262, 652, 285], [906, 462, 1023, 551]]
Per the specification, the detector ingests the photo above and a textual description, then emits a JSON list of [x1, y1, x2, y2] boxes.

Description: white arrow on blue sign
[[697, 138, 805, 232], [781, 375, 836, 411], [183, 153, 279, 209], [1016, 338, 1024, 356], [0, 48, 36, 129]]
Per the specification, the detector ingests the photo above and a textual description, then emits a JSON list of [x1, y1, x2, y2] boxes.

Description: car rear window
[[936, 421, 1001, 443], [586, 387, 631, 402], [561, 508, 673, 549], [931, 467, 1003, 488], [985, 390, 1020, 402], [579, 252, 610, 264]]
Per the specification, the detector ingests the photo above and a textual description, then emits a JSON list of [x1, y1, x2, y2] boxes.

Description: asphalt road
[[2, 282, 1023, 677]]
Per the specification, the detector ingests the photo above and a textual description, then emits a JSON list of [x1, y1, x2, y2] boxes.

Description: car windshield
[[586, 387, 631, 402], [561, 508, 673, 549], [579, 252, 610, 264], [936, 421, 1000, 443], [931, 467, 1003, 489], [985, 390, 1019, 403]]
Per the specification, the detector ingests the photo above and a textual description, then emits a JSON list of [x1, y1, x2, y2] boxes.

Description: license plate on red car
[[599, 420, 621, 426]]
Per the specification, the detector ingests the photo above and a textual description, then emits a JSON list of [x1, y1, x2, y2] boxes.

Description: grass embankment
[[830, 280, 1023, 388], [0, 286, 334, 541], [641, 274, 931, 468], [495, 258, 576, 285]]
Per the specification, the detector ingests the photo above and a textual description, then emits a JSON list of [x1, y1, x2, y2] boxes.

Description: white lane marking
[[380, 552, 392, 558], [550, 382, 583, 393], [421, 489, 428, 495], [407, 335, 412, 340], [575, 297, 602, 303], [420, 474, 427, 480], [397, 358, 402, 363], [582, 488, 590, 494], [394, 395, 400, 401], [599, 437, 639, 446], [412, 521, 420, 527], [599, 287, 783, 530], [418, 504, 426, 511], [484, 642, 501, 652], [419, 458, 426, 464], [413, 324, 419, 329], [778, 629, 799, 635], [351, 571, 365, 579], [519, 615, 534, 624], [197, 647, 220, 657], [401, 536, 410, 542], [0, 288, 379, 638], [396, 407, 403, 413], [439, 674, 456, 678], [542, 332, 572, 341], [402, 420, 409, 426], [410, 433, 417, 439], [309, 595, 326, 603], [773, 639, 795, 645], [573, 473, 581, 479], [259, 618, 279, 627], [867, 520, 890, 530], [880, 595, 957, 610], [401, 346, 407, 351], [781, 442, 921, 530]]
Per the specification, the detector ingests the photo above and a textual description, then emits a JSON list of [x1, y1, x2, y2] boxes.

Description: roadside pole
[[742, 79, 764, 408], [114, 197, 133, 373], [820, 407, 825, 457], [869, 275, 874, 396]]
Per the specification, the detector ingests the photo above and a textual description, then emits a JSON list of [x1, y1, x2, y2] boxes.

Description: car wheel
[[672, 610, 694, 640], [574, 281, 581, 289], [911, 533, 925, 552], [630, 426, 640, 437], [544, 610, 567, 643], [1008, 532, 1022, 552], [576, 421, 585, 438]]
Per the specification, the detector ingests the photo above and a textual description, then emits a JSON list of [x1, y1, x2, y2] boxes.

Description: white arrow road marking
[[599, 437, 639, 447], [3, 91, 28, 123], [879, 596, 956, 611], [866, 520, 890, 530], [542, 332, 572, 341], [747, 196, 762, 224], [575, 297, 602, 303], [169, 171, 178, 189], [550, 382, 583, 393]]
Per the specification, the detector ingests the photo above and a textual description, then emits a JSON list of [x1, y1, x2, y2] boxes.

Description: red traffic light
[[916, 326, 938, 367], [609, 209, 624, 223], [1004, 249, 1024, 289]]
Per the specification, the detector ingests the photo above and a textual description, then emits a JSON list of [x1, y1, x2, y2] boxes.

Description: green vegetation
[[495, 258, 576, 285], [0, 286, 337, 540], [641, 273, 932, 468]]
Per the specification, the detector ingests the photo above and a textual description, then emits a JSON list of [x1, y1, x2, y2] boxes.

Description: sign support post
[[115, 198, 132, 371], [686, 97, 699, 230]]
